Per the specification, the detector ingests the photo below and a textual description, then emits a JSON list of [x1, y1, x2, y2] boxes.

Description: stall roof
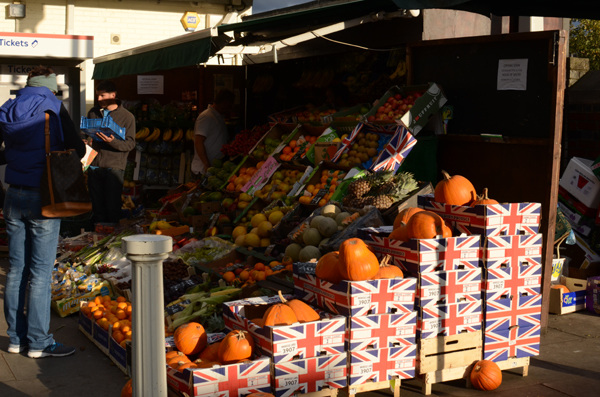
[[92, 0, 600, 80]]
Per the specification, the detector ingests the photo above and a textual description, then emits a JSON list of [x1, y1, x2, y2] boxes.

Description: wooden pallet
[[417, 331, 483, 395], [339, 380, 401, 397], [496, 356, 530, 376]]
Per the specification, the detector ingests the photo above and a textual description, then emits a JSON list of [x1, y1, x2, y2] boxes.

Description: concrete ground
[[1, 256, 600, 397]]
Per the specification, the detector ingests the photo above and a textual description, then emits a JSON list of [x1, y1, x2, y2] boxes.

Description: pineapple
[[347, 178, 371, 198]]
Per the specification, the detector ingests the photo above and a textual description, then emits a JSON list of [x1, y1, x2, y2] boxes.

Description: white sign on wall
[[137, 75, 164, 95], [497, 59, 528, 91], [0, 32, 93, 59]]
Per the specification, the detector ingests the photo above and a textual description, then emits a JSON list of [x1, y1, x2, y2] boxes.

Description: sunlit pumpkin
[[285, 296, 321, 323], [372, 255, 404, 279], [120, 379, 132, 397], [551, 284, 570, 294], [470, 188, 499, 207], [470, 359, 502, 391], [198, 341, 221, 363], [315, 251, 342, 283], [338, 238, 380, 281], [262, 292, 298, 326], [393, 207, 425, 229], [218, 330, 254, 364], [174, 322, 208, 356], [406, 211, 452, 239], [434, 170, 476, 206]]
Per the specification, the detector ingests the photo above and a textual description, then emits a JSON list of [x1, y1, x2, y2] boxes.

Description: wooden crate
[[496, 356, 530, 376], [417, 331, 482, 395], [339, 380, 401, 397]]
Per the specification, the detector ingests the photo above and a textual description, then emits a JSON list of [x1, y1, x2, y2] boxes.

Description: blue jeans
[[3, 186, 61, 350], [87, 167, 124, 224]]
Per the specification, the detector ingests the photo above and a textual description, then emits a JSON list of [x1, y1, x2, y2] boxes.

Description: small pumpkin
[[250, 317, 265, 327], [315, 251, 342, 284], [406, 211, 452, 240], [218, 330, 254, 364], [194, 358, 219, 368], [262, 292, 299, 326], [174, 322, 208, 356], [166, 350, 183, 360], [434, 170, 477, 206], [372, 255, 404, 279], [470, 359, 502, 391], [169, 359, 191, 369], [285, 295, 321, 323], [470, 188, 499, 207], [198, 341, 221, 363], [177, 361, 198, 371], [166, 351, 190, 367], [388, 223, 409, 241], [120, 379, 132, 397], [393, 207, 425, 229], [551, 284, 570, 294], [338, 238, 380, 281]]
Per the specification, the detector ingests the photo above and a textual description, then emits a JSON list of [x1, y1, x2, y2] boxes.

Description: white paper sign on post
[[497, 59, 528, 91]]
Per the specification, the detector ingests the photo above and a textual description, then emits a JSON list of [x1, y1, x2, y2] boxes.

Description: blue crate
[[80, 114, 126, 141]]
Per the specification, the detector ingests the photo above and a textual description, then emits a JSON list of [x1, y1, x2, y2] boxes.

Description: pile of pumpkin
[[387, 171, 499, 241], [315, 237, 404, 284]]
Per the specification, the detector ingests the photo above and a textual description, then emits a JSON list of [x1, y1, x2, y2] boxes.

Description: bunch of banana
[[135, 127, 150, 140], [144, 127, 161, 142], [171, 128, 184, 142], [185, 128, 195, 141], [148, 219, 173, 232], [162, 128, 173, 141]]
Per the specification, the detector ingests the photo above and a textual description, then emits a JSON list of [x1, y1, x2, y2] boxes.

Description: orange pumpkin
[[338, 238, 380, 281], [174, 322, 208, 356], [393, 207, 425, 229], [285, 297, 321, 323], [120, 379, 132, 397], [262, 292, 299, 326], [169, 359, 191, 369], [166, 351, 190, 367], [434, 170, 476, 206], [315, 251, 342, 283], [250, 317, 265, 327], [218, 330, 254, 364], [198, 341, 221, 363], [194, 358, 219, 368], [551, 284, 570, 294], [388, 224, 409, 241], [470, 188, 499, 207], [372, 255, 404, 279], [470, 359, 502, 391], [166, 350, 183, 360], [406, 211, 452, 240], [177, 361, 198, 371]]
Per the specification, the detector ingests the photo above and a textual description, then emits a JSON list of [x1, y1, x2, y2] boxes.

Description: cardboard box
[[92, 320, 110, 353], [51, 280, 114, 317], [586, 276, 600, 314], [109, 333, 128, 375], [346, 312, 417, 351], [416, 268, 482, 307], [483, 263, 542, 300], [360, 226, 480, 273], [483, 324, 540, 362], [292, 269, 416, 317], [222, 296, 345, 363], [348, 346, 417, 386], [559, 156, 600, 210], [272, 353, 347, 395], [418, 301, 482, 339], [482, 234, 543, 269], [418, 194, 541, 237], [483, 293, 542, 329], [558, 200, 595, 237], [187, 356, 271, 397], [549, 276, 587, 315], [558, 186, 597, 219]]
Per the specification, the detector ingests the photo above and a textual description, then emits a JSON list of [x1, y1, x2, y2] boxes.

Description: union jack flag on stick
[[370, 125, 417, 173]]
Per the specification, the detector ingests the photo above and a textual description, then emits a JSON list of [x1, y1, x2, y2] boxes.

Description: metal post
[[123, 234, 172, 397]]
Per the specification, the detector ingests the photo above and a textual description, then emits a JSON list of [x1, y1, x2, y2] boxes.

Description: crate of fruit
[[80, 114, 126, 141]]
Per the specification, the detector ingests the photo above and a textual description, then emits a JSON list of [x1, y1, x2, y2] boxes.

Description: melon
[[322, 204, 341, 218], [335, 212, 352, 226], [318, 238, 330, 252], [299, 245, 322, 262], [316, 217, 338, 238], [285, 243, 303, 262], [303, 227, 323, 246], [310, 215, 328, 229]]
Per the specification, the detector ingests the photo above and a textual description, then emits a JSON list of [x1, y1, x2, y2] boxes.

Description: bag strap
[[44, 112, 56, 207]]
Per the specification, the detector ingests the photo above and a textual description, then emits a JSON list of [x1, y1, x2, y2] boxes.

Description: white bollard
[[123, 234, 172, 397]]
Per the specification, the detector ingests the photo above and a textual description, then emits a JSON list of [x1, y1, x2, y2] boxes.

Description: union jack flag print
[[273, 353, 347, 397], [417, 268, 482, 307], [222, 297, 346, 363], [331, 122, 364, 162], [483, 293, 542, 330], [418, 195, 541, 237], [419, 301, 482, 339], [188, 356, 271, 397], [483, 324, 540, 362], [482, 234, 543, 270], [348, 346, 417, 385], [347, 312, 417, 351], [293, 273, 416, 317], [369, 125, 417, 173], [483, 263, 542, 300]]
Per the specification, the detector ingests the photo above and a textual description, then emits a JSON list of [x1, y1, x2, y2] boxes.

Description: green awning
[[92, 35, 212, 80]]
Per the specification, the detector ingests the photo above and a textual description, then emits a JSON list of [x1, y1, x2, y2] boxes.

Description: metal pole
[[123, 234, 172, 397]]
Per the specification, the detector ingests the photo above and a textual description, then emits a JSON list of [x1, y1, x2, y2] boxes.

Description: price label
[[396, 326, 413, 336], [354, 294, 371, 306], [424, 320, 442, 331], [525, 277, 540, 286], [280, 375, 299, 388], [424, 288, 441, 298], [523, 215, 539, 224], [247, 375, 269, 387], [525, 248, 541, 255], [323, 335, 343, 345], [277, 341, 298, 355], [490, 280, 505, 290], [464, 283, 480, 293], [395, 359, 413, 369], [464, 315, 480, 324], [355, 363, 373, 375], [394, 292, 412, 302]]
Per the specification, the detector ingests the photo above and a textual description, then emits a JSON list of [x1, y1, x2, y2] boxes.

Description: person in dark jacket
[[86, 80, 136, 225], [0, 66, 85, 358]]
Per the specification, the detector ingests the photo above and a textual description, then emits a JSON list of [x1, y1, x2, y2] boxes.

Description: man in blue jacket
[[0, 66, 85, 358]]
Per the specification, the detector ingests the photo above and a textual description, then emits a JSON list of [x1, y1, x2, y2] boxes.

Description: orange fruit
[[94, 296, 103, 305], [116, 310, 127, 320], [289, 140, 297, 148], [93, 309, 104, 320], [112, 331, 125, 344], [117, 302, 128, 311], [116, 296, 127, 303], [121, 325, 131, 334], [222, 271, 236, 283], [239, 270, 250, 281], [254, 263, 266, 271]]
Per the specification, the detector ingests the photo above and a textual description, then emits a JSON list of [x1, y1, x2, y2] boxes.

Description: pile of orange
[[279, 140, 300, 162], [298, 169, 346, 207], [220, 261, 289, 287], [81, 295, 132, 348], [225, 162, 264, 192]]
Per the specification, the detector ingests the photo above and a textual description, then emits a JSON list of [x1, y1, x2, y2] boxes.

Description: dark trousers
[[87, 167, 124, 224]]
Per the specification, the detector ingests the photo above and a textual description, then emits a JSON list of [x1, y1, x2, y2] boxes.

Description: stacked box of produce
[[329, 123, 394, 170]]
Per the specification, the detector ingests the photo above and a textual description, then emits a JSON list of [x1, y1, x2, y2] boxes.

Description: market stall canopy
[[92, 0, 600, 79]]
